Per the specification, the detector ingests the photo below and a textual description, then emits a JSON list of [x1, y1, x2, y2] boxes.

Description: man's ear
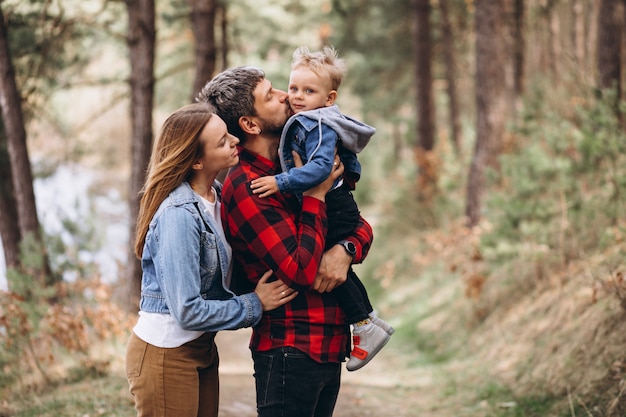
[[239, 116, 260, 135], [325, 90, 337, 106]]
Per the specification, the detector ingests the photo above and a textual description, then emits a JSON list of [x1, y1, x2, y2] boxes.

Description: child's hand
[[251, 176, 280, 198]]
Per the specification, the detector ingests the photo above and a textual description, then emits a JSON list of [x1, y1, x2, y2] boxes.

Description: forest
[[1, 0, 626, 415]]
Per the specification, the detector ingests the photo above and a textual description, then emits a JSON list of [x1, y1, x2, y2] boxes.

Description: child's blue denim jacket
[[276, 105, 375, 195], [139, 181, 262, 332]]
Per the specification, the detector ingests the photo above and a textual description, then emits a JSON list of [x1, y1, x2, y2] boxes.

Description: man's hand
[[313, 244, 351, 293], [292, 150, 303, 168], [303, 154, 342, 202]]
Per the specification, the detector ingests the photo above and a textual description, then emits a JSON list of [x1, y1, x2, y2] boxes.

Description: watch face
[[344, 241, 356, 255]]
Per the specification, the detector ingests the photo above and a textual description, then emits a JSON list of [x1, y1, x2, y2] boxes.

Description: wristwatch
[[338, 240, 356, 258]]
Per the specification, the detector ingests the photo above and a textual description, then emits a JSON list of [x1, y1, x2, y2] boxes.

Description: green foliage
[[0, 293, 26, 389], [329, 0, 414, 119], [327, 0, 474, 136], [43, 199, 101, 281], [8, 375, 133, 417], [1, 220, 127, 392], [0, 267, 52, 389], [0, 273, 128, 393], [4, 0, 95, 114], [482, 86, 626, 267], [474, 381, 556, 417], [575, 88, 626, 224]]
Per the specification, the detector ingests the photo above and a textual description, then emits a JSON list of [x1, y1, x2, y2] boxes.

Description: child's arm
[[250, 175, 280, 198]]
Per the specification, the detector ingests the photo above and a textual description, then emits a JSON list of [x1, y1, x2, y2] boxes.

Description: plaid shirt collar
[[237, 145, 277, 175]]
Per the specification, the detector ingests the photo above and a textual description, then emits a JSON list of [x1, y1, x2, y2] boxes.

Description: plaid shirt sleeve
[[344, 215, 373, 264]]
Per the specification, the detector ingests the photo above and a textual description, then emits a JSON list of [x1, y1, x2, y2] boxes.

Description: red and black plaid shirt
[[221, 146, 373, 363]]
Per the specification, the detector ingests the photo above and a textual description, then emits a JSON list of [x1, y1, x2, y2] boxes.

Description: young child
[[251, 46, 394, 371]]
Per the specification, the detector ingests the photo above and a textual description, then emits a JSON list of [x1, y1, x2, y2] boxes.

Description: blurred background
[[1, 0, 626, 415]]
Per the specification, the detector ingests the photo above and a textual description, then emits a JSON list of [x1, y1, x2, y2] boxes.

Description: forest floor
[[1, 327, 479, 417], [5, 220, 626, 416]]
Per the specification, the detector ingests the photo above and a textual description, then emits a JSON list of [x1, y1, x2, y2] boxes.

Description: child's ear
[[325, 90, 337, 106]]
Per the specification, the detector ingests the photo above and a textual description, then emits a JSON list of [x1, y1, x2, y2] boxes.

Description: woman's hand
[[253, 270, 297, 311]]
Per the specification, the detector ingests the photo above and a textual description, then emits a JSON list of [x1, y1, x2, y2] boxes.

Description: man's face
[[252, 78, 290, 135]]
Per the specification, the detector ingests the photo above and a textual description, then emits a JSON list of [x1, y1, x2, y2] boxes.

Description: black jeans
[[325, 184, 373, 324], [252, 347, 341, 417], [325, 183, 360, 245]]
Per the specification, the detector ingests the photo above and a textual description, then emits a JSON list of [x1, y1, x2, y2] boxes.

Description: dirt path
[[215, 329, 446, 417]]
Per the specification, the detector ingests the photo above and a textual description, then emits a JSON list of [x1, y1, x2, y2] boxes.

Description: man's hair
[[292, 46, 347, 91], [196, 66, 265, 141]]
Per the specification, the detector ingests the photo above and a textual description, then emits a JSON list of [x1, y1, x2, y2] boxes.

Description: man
[[197, 66, 374, 417]]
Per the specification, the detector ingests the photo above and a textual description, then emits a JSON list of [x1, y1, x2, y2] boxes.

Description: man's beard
[[261, 116, 288, 135]]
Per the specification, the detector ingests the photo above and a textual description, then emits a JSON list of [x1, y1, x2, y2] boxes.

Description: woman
[[125, 103, 297, 417]]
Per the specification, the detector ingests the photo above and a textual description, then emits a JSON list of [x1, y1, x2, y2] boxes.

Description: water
[[0, 164, 128, 291]]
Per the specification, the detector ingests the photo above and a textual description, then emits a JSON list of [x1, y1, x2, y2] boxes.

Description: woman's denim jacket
[[139, 181, 262, 332]]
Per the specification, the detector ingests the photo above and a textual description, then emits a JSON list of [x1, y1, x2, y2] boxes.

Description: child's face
[[287, 67, 336, 113]]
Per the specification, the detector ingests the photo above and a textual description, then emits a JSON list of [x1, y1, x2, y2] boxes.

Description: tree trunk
[[597, 0, 623, 91], [465, 0, 509, 228], [572, 0, 585, 67], [412, 0, 437, 201], [190, 0, 217, 101], [439, 0, 461, 154], [218, 1, 228, 71], [513, 0, 525, 99], [125, 0, 156, 309], [585, 0, 599, 78], [0, 4, 51, 284], [0, 129, 20, 271], [547, 1, 561, 85]]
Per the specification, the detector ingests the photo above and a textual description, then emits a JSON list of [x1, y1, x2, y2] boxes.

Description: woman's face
[[196, 114, 240, 175]]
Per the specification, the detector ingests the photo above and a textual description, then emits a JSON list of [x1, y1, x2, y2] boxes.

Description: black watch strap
[[338, 240, 356, 258]]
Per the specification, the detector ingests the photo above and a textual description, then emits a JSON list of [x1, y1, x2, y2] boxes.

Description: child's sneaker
[[370, 315, 395, 335], [346, 320, 391, 371]]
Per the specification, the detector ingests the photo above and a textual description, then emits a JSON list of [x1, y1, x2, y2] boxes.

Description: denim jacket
[[276, 105, 375, 195], [139, 181, 262, 331]]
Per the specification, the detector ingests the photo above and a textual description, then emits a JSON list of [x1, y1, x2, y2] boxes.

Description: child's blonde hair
[[291, 46, 347, 91]]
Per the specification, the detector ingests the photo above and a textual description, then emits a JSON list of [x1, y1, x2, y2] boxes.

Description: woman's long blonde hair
[[134, 103, 216, 258]]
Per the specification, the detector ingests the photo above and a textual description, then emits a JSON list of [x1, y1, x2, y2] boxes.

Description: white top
[[133, 188, 232, 348]]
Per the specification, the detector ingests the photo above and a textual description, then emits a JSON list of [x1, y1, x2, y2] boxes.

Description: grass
[[5, 374, 134, 417]]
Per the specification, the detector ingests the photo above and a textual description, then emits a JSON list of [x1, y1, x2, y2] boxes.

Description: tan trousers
[[126, 331, 219, 417]]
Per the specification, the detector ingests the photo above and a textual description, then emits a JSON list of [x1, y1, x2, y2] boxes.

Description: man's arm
[[313, 215, 373, 293], [223, 155, 344, 292], [225, 177, 327, 292]]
